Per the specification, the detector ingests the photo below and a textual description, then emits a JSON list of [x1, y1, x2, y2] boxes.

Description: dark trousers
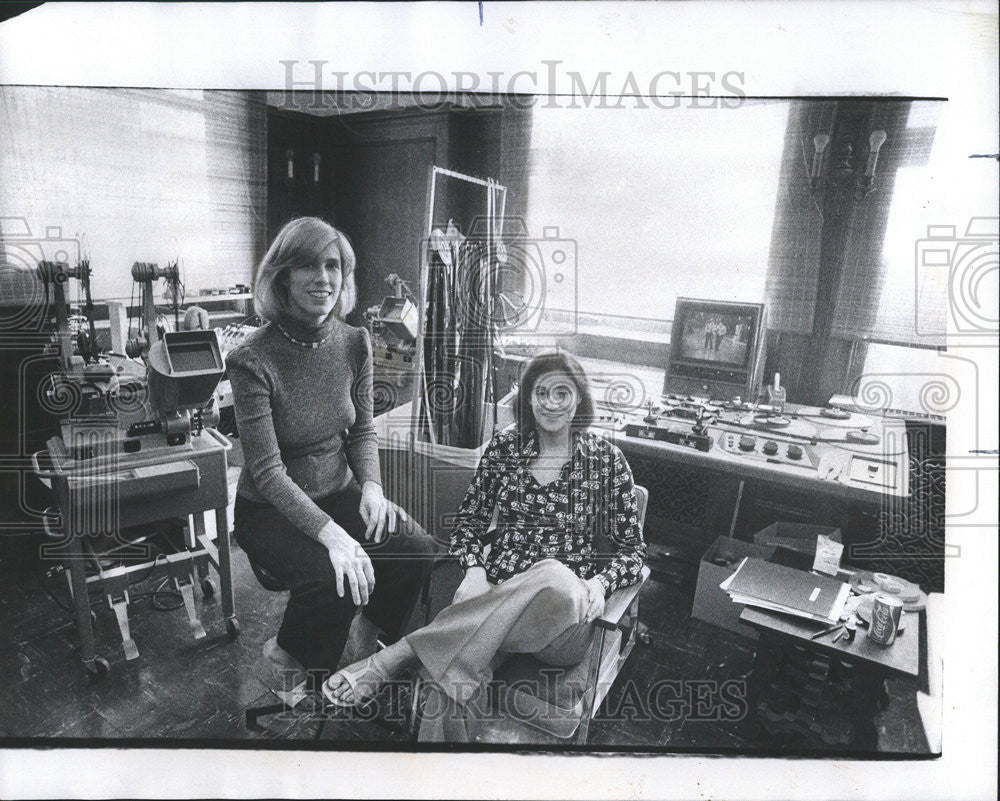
[[234, 482, 435, 678]]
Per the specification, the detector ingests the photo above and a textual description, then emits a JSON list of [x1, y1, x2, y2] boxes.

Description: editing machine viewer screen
[[168, 342, 222, 374]]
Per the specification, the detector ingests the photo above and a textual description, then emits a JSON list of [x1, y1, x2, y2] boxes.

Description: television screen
[[675, 308, 756, 368], [663, 298, 767, 400]]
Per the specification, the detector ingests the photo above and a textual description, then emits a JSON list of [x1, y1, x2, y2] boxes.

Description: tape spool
[[852, 570, 923, 607], [821, 407, 851, 419], [845, 429, 880, 445], [873, 572, 921, 602]]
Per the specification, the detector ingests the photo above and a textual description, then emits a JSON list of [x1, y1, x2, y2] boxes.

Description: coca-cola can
[[867, 593, 903, 646]]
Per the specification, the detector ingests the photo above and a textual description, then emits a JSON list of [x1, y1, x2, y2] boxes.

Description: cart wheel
[[201, 577, 217, 598], [84, 657, 110, 681], [226, 617, 240, 639]]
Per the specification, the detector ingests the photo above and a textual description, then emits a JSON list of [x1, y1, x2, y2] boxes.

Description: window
[[0, 88, 265, 302], [523, 100, 790, 323]]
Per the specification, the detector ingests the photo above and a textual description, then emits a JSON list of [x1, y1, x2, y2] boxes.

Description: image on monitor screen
[[676, 309, 754, 367]]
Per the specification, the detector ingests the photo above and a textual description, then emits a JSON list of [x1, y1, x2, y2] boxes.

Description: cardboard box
[[691, 536, 775, 639], [753, 522, 841, 556]]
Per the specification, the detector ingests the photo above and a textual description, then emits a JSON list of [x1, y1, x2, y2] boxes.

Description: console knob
[[787, 444, 804, 460], [762, 440, 778, 456], [739, 435, 756, 451]]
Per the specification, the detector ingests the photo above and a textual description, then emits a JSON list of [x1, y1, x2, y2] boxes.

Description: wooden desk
[[739, 604, 924, 749], [740, 606, 920, 678]]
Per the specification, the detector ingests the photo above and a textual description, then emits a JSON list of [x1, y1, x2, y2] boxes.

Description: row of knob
[[738, 435, 804, 460]]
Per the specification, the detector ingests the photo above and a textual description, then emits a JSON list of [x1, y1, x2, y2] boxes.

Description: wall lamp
[[809, 129, 887, 199]]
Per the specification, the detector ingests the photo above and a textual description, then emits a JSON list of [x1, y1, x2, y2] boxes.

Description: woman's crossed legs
[[325, 559, 596, 740]]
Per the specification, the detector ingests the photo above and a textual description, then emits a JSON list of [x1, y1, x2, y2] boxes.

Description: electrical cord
[[37, 539, 196, 617]]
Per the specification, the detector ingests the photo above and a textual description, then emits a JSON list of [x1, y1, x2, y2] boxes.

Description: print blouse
[[451, 429, 646, 596]]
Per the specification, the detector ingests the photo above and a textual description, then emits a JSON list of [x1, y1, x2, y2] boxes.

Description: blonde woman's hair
[[253, 217, 357, 323]]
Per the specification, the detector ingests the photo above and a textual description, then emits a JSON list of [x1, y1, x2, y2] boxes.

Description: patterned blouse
[[451, 429, 646, 596]]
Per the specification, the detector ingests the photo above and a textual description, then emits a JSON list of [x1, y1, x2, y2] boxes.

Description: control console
[[624, 421, 713, 452], [718, 430, 819, 469]]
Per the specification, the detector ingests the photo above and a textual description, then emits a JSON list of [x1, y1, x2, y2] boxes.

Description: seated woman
[[324, 351, 646, 741], [228, 216, 434, 698]]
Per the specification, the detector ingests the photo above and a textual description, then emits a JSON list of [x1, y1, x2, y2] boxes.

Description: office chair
[[243, 562, 316, 735], [410, 485, 651, 744]]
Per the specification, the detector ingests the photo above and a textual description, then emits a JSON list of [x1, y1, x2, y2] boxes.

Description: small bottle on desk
[[767, 372, 786, 414]]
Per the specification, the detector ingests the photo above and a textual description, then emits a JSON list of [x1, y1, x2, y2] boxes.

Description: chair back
[[634, 485, 648, 533]]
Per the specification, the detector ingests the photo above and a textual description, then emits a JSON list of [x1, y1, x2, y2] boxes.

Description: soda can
[[867, 593, 903, 646]]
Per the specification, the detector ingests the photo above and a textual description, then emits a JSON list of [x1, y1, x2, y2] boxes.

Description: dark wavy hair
[[513, 351, 595, 438]]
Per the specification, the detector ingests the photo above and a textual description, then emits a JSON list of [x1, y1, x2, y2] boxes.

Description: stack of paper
[[720, 557, 851, 625]]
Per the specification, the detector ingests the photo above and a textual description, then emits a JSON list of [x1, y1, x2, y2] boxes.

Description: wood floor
[[0, 531, 930, 753]]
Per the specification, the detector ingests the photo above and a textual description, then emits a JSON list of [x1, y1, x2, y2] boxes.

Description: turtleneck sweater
[[226, 318, 381, 539]]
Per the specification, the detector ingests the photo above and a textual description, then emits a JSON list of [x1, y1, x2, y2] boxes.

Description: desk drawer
[[68, 460, 200, 501]]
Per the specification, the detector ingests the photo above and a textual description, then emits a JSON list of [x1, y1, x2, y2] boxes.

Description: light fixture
[[285, 149, 294, 182], [312, 153, 321, 184], [865, 130, 887, 177], [809, 129, 887, 200]]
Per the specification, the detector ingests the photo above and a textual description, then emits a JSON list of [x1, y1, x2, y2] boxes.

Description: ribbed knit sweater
[[226, 319, 381, 539]]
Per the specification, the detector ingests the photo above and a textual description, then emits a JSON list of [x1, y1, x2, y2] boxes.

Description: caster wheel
[[226, 618, 240, 639], [636, 622, 652, 646], [201, 577, 217, 598], [84, 657, 110, 681]]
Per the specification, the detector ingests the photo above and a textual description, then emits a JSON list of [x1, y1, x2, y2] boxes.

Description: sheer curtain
[[523, 100, 790, 324]]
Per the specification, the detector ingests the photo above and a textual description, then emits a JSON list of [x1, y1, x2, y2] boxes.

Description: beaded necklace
[[275, 322, 335, 349]]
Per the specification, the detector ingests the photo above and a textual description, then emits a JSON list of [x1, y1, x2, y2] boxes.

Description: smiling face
[[530, 371, 581, 436], [286, 241, 343, 326]]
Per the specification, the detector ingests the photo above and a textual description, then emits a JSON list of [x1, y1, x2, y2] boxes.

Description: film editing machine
[[32, 259, 237, 678], [619, 299, 908, 506]]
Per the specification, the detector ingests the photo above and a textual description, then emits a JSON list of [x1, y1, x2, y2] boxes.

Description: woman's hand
[[318, 520, 375, 606], [582, 576, 607, 622], [452, 566, 490, 605], [359, 481, 408, 543]]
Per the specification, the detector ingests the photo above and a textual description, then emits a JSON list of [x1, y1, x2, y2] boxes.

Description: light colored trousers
[[406, 558, 595, 742]]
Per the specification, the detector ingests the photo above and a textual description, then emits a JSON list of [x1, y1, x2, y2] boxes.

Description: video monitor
[[663, 298, 767, 400]]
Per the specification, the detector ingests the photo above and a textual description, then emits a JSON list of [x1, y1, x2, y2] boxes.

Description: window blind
[[0, 87, 266, 303]]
